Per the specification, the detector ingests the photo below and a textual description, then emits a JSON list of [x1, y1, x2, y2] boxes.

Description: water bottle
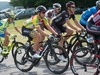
[[87, 35, 94, 43]]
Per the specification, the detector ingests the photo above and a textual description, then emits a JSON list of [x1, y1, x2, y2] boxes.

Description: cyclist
[[45, 3, 61, 24], [51, 1, 85, 61], [80, 0, 100, 28], [0, 13, 21, 54], [22, 5, 58, 59], [86, 10, 100, 62], [86, 10, 100, 36]]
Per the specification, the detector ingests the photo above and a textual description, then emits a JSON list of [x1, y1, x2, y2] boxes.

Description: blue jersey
[[80, 6, 98, 26]]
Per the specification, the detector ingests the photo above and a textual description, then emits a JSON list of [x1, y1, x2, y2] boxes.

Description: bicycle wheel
[[45, 45, 69, 74], [73, 40, 96, 65], [0, 45, 4, 63], [70, 47, 97, 75], [12, 42, 24, 58], [14, 46, 34, 72]]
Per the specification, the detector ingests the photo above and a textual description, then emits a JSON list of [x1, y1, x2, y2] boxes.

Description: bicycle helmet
[[36, 5, 47, 13], [53, 3, 61, 9], [96, 0, 100, 7], [66, 1, 75, 7]]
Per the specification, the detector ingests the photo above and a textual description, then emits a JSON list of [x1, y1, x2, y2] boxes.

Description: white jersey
[[45, 9, 57, 19]]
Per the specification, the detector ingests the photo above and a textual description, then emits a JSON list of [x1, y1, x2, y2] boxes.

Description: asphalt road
[[0, 52, 97, 75]]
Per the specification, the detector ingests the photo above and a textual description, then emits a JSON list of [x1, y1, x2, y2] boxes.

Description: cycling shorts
[[51, 21, 67, 34], [0, 33, 5, 37], [22, 26, 33, 40]]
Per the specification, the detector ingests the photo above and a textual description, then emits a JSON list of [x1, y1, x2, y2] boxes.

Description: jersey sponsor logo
[[93, 14, 100, 22]]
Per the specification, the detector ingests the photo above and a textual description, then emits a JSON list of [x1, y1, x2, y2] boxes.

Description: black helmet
[[36, 5, 47, 13], [96, 0, 100, 7], [53, 3, 61, 9], [66, 1, 75, 7]]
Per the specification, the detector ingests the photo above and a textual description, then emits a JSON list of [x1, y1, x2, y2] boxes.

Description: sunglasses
[[41, 11, 46, 14], [71, 6, 75, 8], [56, 8, 61, 11]]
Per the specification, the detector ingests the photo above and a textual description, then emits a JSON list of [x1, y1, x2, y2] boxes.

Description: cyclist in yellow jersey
[[22, 5, 58, 59], [0, 13, 21, 54]]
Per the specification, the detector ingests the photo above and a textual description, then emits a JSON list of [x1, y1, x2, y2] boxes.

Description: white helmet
[[53, 3, 61, 9], [96, 0, 100, 7]]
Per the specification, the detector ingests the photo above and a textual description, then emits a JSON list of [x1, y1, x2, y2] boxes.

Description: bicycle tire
[[14, 46, 34, 72], [45, 45, 69, 74], [73, 40, 96, 65], [70, 47, 97, 75], [12, 42, 24, 58], [0, 45, 4, 63]]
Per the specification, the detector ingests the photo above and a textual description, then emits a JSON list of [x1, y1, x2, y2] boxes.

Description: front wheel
[[70, 47, 97, 75], [12, 42, 24, 58], [45, 45, 69, 74], [0, 46, 4, 63]]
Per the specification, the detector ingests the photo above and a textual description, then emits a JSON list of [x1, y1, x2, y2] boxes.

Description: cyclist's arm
[[73, 19, 85, 30], [14, 26, 22, 34], [66, 20, 78, 30], [36, 25, 49, 36], [45, 24, 58, 35]]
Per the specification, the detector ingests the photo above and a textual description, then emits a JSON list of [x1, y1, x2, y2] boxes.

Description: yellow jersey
[[32, 15, 48, 30]]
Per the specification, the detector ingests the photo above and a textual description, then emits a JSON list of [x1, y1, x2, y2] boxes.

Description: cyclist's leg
[[31, 31, 44, 58], [65, 26, 74, 40], [0, 31, 9, 54], [3, 32, 9, 46]]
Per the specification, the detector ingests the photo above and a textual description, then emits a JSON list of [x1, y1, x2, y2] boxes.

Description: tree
[[10, 0, 96, 9]]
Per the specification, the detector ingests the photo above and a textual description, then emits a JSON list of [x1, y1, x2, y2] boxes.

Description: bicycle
[[0, 35, 24, 63], [70, 36, 100, 75], [14, 34, 69, 74]]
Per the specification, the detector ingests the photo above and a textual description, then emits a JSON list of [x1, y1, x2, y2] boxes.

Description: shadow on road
[[0, 59, 73, 75]]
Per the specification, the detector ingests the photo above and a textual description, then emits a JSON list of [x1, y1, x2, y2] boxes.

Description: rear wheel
[[14, 46, 34, 72]]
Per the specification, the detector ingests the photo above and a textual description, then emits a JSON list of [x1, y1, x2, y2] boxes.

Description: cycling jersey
[[52, 10, 76, 25], [51, 10, 76, 34], [91, 10, 100, 25], [45, 9, 58, 18], [23, 17, 34, 29], [80, 6, 98, 27], [0, 18, 15, 37], [86, 10, 100, 35], [0, 18, 13, 30], [32, 15, 48, 30]]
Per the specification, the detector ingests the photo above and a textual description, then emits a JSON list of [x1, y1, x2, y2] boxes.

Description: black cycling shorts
[[22, 26, 33, 39], [51, 21, 67, 34]]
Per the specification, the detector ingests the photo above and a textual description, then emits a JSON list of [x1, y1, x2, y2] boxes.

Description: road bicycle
[[14, 34, 69, 74], [0, 35, 24, 63], [70, 36, 100, 75]]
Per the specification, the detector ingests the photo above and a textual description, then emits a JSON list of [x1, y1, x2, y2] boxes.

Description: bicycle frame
[[39, 39, 53, 57], [63, 32, 86, 54], [0, 36, 17, 56]]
